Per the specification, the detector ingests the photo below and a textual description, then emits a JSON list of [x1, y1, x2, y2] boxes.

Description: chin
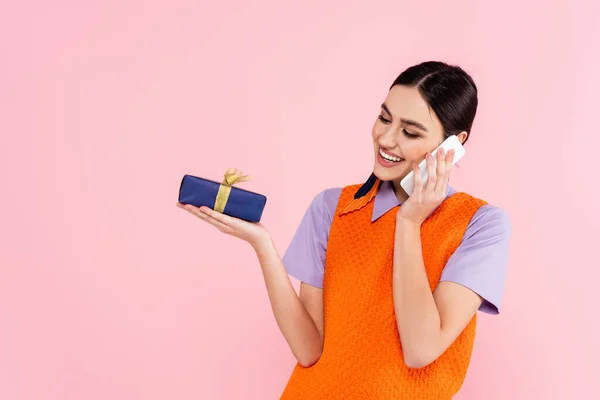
[[373, 163, 410, 183]]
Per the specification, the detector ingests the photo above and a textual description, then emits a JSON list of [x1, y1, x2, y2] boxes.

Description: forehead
[[383, 85, 443, 132]]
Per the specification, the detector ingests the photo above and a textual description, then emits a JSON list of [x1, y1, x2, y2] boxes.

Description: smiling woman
[[178, 61, 511, 399]]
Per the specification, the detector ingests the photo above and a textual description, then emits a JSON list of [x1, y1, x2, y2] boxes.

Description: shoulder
[[307, 187, 343, 225], [440, 198, 512, 314], [447, 191, 511, 237], [466, 202, 512, 241], [282, 186, 344, 289]]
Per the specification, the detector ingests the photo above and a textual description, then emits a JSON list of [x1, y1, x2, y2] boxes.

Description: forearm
[[253, 238, 323, 366], [392, 219, 442, 368]]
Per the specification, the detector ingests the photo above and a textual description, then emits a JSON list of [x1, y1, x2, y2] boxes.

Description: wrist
[[396, 215, 422, 230], [251, 233, 274, 255]]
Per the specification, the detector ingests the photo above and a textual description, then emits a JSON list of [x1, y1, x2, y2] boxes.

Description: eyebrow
[[381, 103, 429, 132]]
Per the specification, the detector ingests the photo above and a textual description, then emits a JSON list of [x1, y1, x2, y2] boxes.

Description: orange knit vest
[[280, 181, 487, 399]]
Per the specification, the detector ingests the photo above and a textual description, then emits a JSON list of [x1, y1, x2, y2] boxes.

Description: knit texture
[[280, 180, 487, 399]]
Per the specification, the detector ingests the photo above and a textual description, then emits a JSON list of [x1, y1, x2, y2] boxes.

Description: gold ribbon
[[214, 170, 250, 213]]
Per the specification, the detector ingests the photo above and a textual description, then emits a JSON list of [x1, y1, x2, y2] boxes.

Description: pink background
[[1, 1, 599, 399]]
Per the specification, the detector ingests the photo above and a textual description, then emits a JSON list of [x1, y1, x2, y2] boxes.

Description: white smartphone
[[400, 135, 466, 196]]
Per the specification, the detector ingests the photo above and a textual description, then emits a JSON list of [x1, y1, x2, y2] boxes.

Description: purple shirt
[[282, 180, 511, 314]]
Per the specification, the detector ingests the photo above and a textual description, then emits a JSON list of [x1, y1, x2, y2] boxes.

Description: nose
[[378, 128, 398, 149]]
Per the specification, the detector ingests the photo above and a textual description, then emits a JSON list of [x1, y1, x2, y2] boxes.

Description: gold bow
[[214, 169, 250, 213]]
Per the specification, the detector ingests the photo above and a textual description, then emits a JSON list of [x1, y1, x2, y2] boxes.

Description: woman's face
[[372, 85, 455, 193]]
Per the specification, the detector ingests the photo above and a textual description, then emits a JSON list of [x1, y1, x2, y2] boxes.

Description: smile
[[379, 148, 404, 163]]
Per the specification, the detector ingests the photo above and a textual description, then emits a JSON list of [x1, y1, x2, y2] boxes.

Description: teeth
[[379, 148, 403, 162]]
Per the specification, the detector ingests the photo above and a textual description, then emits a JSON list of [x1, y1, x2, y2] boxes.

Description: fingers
[[424, 152, 437, 192], [177, 203, 231, 232], [446, 148, 455, 166], [436, 147, 446, 176], [445, 149, 455, 180], [412, 162, 422, 194], [200, 205, 236, 226], [421, 147, 455, 196], [434, 148, 447, 193], [179, 203, 206, 219], [435, 148, 455, 195]]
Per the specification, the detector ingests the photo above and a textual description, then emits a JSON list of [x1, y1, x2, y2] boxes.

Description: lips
[[378, 148, 404, 162]]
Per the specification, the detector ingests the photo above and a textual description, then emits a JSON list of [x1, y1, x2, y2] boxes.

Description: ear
[[456, 131, 468, 145]]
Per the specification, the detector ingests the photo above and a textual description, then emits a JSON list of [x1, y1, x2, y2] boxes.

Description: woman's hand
[[176, 169, 271, 249], [397, 148, 455, 226]]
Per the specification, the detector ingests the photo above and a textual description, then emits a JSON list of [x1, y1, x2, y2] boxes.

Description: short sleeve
[[282, 188, 342, 288], [439, 204, 512, 315]]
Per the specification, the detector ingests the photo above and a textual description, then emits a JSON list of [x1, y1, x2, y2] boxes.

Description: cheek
[[371, 124, 380, 140], [372, 125, 389, 143], [400, 141, 428, 160]]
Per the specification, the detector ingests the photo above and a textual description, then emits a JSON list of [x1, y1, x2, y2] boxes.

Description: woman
[[177, 61, 511, 399]]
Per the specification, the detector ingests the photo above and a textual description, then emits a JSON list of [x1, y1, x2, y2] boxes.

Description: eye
[[377, 114, 391, 123], [403, 129, 420, 139]]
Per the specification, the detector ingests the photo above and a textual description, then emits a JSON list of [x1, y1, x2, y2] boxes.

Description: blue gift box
[[178, 174, 267, 222]]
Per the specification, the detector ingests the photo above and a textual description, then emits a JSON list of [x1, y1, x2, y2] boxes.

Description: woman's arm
[[393, 149, 480, 369], [392, 149, 509, 368], [392, 219, 482, 369], [254, 237, 324, 367], [177, 169, 325, 367], [178, 201, 325, 367]]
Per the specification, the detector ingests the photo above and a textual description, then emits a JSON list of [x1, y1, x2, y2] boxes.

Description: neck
[[391, 180, 409, 203]]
